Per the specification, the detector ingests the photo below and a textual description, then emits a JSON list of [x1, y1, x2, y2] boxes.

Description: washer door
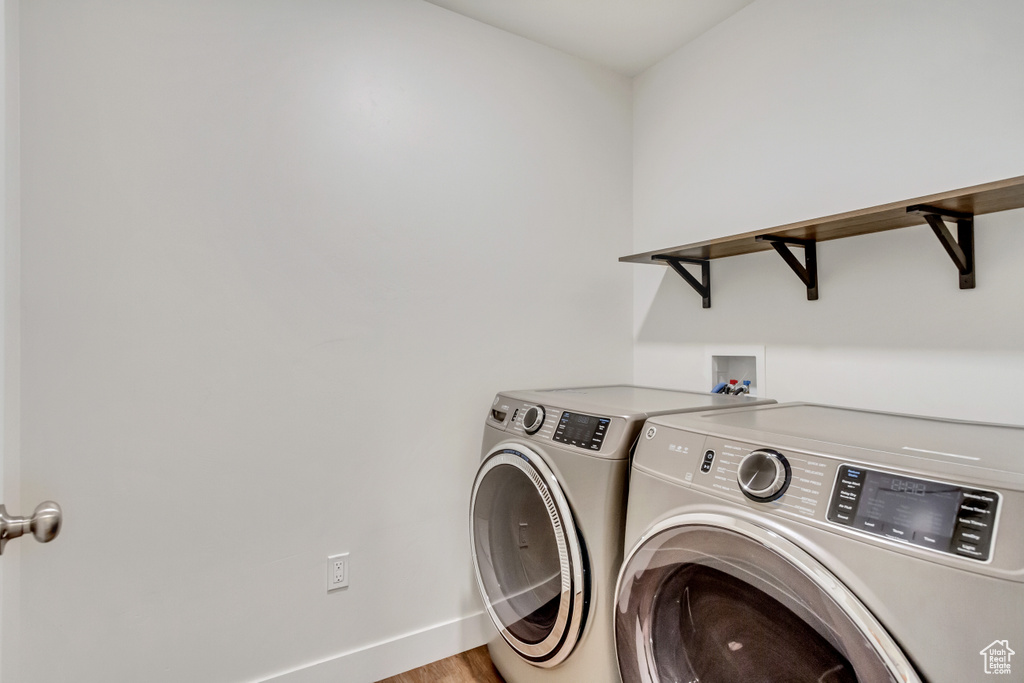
[[470, 444, 587, 667], [614, 514, 921, 683]]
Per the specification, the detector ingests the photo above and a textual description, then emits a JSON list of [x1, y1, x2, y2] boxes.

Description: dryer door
[[470, 444, 587, 667], [614, 514, 920, 683]]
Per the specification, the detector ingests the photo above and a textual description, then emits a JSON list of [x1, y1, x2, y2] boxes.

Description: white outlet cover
[[328, 553, 350, 591]]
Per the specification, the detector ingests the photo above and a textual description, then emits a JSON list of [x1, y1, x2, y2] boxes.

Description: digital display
[[888, 479, 927, 496], [855, 471, 961, 541], [828, 465, 998, 561], [552, 412, 610, 451]]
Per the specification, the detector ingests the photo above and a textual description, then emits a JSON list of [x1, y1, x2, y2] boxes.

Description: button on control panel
[[953, 491, 998, 560], [827, 464, 999, 562], [700, 449, 715, 473], [829, 466, 863, 524]]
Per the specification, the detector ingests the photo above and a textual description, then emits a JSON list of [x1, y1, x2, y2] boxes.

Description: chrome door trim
[[470, 442, 586, 666], [614, 512, 921, 683]]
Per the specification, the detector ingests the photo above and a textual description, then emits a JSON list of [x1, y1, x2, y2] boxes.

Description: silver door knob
[[0, 501, 62, 554]]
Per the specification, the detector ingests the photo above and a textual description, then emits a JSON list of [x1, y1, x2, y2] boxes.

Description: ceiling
[[422, 0, 756, 76]]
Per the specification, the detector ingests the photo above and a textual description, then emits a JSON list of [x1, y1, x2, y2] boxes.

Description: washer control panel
[[553, 411, 611, 452], [826, 464, 1000, 562], [632, 423, 1020, 573]]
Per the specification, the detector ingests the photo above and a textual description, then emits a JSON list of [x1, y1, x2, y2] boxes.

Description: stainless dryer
[[470, 386, 774, 683], [615, 403, 1024, 682]]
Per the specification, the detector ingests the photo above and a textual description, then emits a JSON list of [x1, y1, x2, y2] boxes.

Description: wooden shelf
[[621, 175, 1024, 307]]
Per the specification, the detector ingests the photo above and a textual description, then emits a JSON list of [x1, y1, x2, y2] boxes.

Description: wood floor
[[376, 645, 506, 683]]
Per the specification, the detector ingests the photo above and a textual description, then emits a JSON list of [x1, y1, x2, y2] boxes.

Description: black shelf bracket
[[907, 204, 975, 289], [653, 255, 711, 308], [755, 235, 818, 300]]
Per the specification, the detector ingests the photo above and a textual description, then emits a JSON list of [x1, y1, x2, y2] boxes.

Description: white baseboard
[[257, 611, 494, 683]]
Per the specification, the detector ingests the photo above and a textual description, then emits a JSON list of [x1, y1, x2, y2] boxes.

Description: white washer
[[615, 403, 1024, 682], [470, 386, 774, 683]]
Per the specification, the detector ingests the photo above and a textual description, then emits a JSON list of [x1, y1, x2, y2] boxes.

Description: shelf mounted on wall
[[653, 255, 711, 308], [907, 204, 975, 289], [754, 235, 818, 300], [620, 175, 1024, 309]]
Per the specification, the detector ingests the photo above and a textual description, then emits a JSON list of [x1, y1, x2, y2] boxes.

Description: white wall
[[632, 0, 1024, 425], [15, 1, 632, 681]]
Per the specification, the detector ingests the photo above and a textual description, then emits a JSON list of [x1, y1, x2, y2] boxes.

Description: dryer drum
[[614, 514, 920, 683], [654, 565, 855, 682], [470, 445, 587, 667]]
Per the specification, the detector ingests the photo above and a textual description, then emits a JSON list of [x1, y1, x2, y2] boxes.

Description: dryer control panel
[[487, 394, 631, 460], [826, 465, 1000, 562]]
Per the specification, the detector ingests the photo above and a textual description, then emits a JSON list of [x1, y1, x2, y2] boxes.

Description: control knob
[[522, 406, 546, 434], [736, 449, 790, 502]]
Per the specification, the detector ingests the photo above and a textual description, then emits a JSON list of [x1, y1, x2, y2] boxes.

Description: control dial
[[522, 406, 546, 434], [736, 449, 790, 502]]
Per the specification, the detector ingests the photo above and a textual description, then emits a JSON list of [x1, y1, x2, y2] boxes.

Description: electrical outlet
[[327, 553, 350, 591]]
